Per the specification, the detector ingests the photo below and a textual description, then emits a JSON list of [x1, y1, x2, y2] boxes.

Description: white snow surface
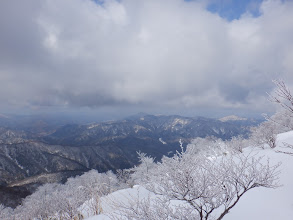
[[85, 131, 293, 220], [224, 131, 293, 220], [85, 185, 155, 220], [219, 115, 247, 122]]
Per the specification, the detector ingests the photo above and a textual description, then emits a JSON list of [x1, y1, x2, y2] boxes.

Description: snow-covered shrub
[[224, 135, 248, 153], [250, 121, 278, 149], [188, 136, 229, 156], [10, 170, 122, 220]]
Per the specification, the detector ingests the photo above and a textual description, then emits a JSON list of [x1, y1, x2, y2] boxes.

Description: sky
[[0, 0, 293, 120]]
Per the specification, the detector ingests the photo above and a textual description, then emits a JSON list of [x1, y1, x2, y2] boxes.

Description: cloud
[[0, 0, 293, 115]]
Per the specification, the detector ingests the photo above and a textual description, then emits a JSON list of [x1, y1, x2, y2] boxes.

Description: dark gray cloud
[[0, 0, 293, 116], [219, 83, 249, 103]]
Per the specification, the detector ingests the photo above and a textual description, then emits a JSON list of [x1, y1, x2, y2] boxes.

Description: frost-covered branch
[[267, 79, 293, 155], [269, 79, 293, 114], [275, 142, 293, 156]]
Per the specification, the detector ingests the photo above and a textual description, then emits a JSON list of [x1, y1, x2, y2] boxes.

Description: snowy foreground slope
[[224, 131, 293, 220], [85, 131, 293, 220]]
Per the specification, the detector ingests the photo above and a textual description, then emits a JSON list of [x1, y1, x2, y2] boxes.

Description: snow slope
[[224, 131, 293, 220], [85, 131, 293, 220], [85, 185, 154, 220]]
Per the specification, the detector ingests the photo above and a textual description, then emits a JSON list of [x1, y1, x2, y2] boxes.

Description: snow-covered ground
[[224, 131, 293, 220], [85, 185, 154, 220], [85, 131, 293, 220]]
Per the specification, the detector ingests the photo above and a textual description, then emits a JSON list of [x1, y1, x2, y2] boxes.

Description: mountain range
[[0, 113, 261, 207]]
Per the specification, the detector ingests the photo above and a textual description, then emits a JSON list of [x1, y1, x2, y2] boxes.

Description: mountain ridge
[[0, 113, 262, 207]]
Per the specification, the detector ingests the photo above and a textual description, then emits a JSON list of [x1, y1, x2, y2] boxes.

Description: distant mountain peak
[[219, 115, 247, 122], [125, 112, 149, 120]]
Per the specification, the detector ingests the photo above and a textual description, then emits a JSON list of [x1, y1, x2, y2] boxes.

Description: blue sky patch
[[206, 0, 263, 20]]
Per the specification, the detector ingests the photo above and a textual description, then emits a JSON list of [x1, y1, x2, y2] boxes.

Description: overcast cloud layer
[[0, 0, 293, 116]]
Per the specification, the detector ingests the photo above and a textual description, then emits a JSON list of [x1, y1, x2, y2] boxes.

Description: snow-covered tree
[[9, 169, 122, 220], [248, 80, 293, 151], [188, 136, 227, 156], [13, 183, 62, 220], [112, 194, 198, 220], [264, 110, 293, 132], [118, 145, 280, 220], [250, 121, 278, 149], [224, 135, 248, 153], [249, 85, 293, 150], [189, 136, 248, 154], [130, 151, 156, 185], [116, 168, 132, 187], [268, 79, 293, 155], [270, 79, 293, 116], [55, 170, 121, 219]]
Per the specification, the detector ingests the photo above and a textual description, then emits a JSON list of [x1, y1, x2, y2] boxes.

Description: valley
[[0, 113, 261, 207]]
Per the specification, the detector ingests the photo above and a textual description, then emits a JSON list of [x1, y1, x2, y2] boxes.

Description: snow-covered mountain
[[43, 114, 260, 146], [219, 115, 247, 122], [0, 114, 261, 207]]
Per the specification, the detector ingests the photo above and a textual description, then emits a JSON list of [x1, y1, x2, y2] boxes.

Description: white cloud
[[0, 0, 293, 115]]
